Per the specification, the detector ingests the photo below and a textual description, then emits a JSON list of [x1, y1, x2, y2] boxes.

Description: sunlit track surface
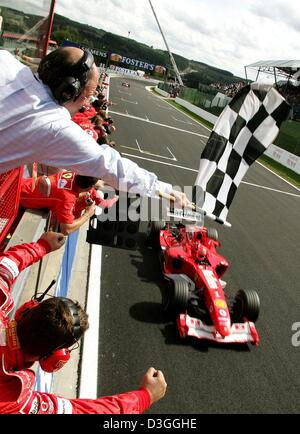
[[97, 76, 300, 414]]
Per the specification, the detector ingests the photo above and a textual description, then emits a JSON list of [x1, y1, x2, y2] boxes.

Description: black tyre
[[158, 250, 165, 269], [147, 220, 165, 246], [162, 277, 189, 314], [207, 227, 219, 241], [232, 289, 260, 323]]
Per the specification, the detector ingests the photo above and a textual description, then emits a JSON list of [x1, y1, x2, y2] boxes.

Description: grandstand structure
[[245, 60, 300, 83], [245, 60, 300, 122]]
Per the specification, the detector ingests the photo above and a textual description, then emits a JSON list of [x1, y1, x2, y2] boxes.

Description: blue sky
[[1, 0, 299, 79]]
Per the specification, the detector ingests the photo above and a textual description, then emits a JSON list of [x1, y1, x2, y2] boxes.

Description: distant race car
[[147, 220, 260, 346], [122, 81, 130, 87]]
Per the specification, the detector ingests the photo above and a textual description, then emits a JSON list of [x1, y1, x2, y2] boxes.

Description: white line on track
[[122, 152, 199, 172], [156, 104, 173, 110], [121, 139, 177, 161], [109, 110, 209, 138], [149, 87, 213, 132], [241, 180, 300, 197], [118, 89, 132, 96], [171, 115, 194, 125], [121, 97, 138, 104], [256, 161, 300, 192], [114, 97, 138, 104], [166, 147, 177, 160], [136, 139, 142, 152]]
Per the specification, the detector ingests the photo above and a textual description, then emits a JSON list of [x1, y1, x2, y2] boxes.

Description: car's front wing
[[177, 313, 259, 345]]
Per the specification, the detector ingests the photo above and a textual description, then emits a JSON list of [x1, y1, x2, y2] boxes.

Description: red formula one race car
[[147, 221, 260, 346]]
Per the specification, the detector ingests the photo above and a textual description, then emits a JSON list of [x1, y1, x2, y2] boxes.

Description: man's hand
[[37, 175, 51, 197], [171, 190, 194, 209], [84, 203, 96, 218], [94, 180, 106, 190], [141, 367, 167, 405], [40, 231, 66, 252]]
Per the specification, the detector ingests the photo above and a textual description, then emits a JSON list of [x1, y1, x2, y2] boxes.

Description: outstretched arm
[[0, 232, 65, 314], [14, 367, 167, 414], [59, 204, 96, 235], [0, 232, 65, 279]]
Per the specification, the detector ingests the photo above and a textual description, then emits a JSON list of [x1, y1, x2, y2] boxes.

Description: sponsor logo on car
[[214, 299, 226, 308]]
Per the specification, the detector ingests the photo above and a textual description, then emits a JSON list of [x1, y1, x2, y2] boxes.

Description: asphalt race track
[[96, 76, 300, 414]]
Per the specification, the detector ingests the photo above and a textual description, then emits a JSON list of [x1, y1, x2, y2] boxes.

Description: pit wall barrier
[[35, 73, 112, 395], [155, 86, 300, 175], [264, 144, 300, 174], [34, 230, 80, 393]]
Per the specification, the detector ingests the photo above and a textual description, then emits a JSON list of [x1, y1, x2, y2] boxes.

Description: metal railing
[[0, 166, 24, 246]]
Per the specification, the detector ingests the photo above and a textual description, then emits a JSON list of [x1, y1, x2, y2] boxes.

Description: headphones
[[38, 49, 94, 105], [10, 281, 82, 373]]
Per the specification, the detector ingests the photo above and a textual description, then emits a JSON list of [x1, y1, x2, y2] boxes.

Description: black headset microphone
[[38, 49, 95, 105]]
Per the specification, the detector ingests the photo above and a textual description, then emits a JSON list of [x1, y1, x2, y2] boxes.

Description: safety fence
[[157, 82, 230, 117], [0, 166, 24, 247], [178, 86, 229, 117], [274, 125, 300, 158]]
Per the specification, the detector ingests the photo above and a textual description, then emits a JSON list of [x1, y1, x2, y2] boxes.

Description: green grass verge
[[153, 89, 300, 189], [258, 155, 300, 189], [275, 120, 300, 157]]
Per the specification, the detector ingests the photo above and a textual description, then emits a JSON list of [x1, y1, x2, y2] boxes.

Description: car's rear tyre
[[147, 220, 165, 246], [231, 289, 260, 323], [162, 277, 190, 314], [207, 227, 219, 241]]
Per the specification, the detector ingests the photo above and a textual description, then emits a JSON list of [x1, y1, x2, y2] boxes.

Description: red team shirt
[[0, 240, 151, 414], [20, 172, 82, 224]]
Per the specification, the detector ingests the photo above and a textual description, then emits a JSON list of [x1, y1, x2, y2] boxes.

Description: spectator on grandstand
[[0, 48, 190, 209], [20, 172, 118, 235], [210, 81, 246, 98], [0, 231, 167, 414], [276, 82, 300, 106], [169, 84, 180, 98]]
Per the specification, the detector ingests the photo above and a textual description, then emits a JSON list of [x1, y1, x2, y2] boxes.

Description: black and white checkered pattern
[[193, 82, 291, 222]]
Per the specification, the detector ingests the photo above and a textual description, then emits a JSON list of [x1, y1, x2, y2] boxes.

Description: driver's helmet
[[186, 224, 201, 242], [191, 240, 207, 261], [186, 225, 206, 260]]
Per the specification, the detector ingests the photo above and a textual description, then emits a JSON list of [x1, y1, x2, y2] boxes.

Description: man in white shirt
[[0, 47, 189, 206]]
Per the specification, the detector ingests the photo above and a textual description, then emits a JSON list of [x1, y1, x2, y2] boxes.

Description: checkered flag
[[193, 82, 291, 223]]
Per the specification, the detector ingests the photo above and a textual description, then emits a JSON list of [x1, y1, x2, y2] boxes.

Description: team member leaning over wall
[[20, 172, 118, 236], [0, 232, 167, 414]]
